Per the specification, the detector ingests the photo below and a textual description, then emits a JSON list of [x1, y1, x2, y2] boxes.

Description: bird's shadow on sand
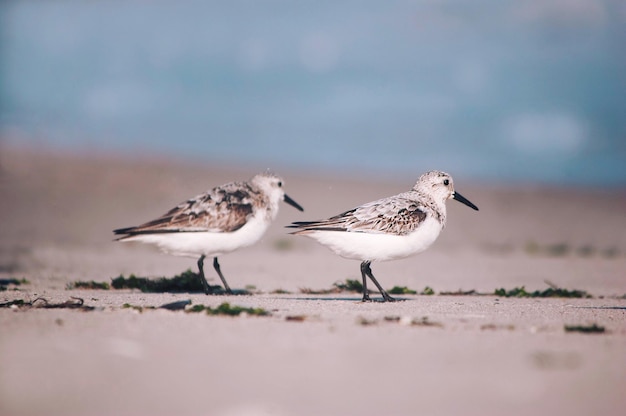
[[286, 296, 409, 303]]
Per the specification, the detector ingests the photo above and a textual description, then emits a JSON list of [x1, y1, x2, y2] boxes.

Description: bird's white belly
[[306, 217, 443, 262], [121, 214, 271, 258]]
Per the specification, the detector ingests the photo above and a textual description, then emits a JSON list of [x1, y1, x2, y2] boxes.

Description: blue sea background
[[1, 0, 624, 186]]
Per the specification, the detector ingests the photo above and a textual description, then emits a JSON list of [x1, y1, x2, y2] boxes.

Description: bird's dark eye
[[277, 181, 283, 187], [443, 179, 449, 186]]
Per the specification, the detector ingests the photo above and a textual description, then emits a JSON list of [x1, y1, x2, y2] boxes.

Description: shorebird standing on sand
[[288, 170, 478, 302], [114, 172, 304, 295]]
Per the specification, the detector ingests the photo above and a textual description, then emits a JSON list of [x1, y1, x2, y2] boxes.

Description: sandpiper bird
[[114, 172, 303, 295], [288, 170, 478, 302]]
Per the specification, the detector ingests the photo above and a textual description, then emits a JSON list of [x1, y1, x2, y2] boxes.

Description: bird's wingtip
[[113, 226, 135, 235]]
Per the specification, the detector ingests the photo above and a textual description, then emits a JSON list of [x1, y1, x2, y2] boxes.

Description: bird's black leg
[[362, 261, 396, 302], [213, 257, 233, 294], [197, 255, 212, 295], [359, 261, 372, 302]]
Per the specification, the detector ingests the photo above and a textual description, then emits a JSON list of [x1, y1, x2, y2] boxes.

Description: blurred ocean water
[[1, 0, 624, 186]]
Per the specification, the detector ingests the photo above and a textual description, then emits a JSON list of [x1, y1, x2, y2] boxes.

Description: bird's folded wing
[[290, 196, 427, 235], [114, 182, 257, 235]]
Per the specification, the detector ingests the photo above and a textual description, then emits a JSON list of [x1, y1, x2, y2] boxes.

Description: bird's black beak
[[283, 194, 304, 211], [453, 191, 479, 211]]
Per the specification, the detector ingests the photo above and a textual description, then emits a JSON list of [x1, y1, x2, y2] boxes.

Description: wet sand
[[1, 146, 625, 416]]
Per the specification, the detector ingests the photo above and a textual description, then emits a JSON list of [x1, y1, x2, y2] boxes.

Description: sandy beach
[[1, 146, 625, 416]]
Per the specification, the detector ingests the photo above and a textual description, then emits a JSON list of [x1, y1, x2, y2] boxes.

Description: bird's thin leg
[[359, 261, 372, 302], [197, 255, 212, 295], [363, 261, 396, 302], [213, 257, 233, 294]]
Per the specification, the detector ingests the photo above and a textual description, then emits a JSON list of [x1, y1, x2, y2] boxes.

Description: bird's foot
[[380, 290, 397, 302]]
